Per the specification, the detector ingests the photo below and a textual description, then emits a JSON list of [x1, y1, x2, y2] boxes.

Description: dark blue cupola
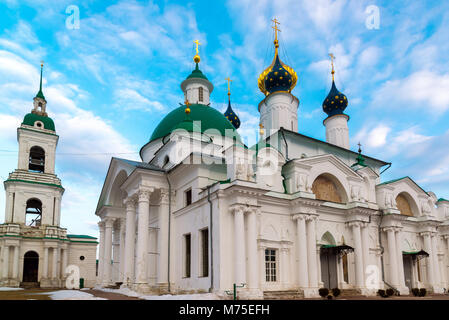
[[322, 54, 348, 117], [258, 19, 297, 96], [223, 78, 240, 129]]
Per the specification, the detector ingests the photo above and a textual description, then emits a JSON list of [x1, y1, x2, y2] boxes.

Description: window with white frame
[[265, 248, 277, 282]]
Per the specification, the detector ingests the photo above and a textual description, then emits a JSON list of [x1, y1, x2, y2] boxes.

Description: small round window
[[80, 256, 85, 261], [35, 121, 43, 128]]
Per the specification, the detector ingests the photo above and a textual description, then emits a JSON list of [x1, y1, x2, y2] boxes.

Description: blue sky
[[1, 0, 449, 238]]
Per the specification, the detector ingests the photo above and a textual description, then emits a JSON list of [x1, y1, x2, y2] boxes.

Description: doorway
[[23, 251, 39, 283], [403, 255, 413, 290], [320, 247, 338, 289]]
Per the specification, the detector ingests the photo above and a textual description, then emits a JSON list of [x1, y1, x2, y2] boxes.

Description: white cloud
[[375, 70, 449, 114]]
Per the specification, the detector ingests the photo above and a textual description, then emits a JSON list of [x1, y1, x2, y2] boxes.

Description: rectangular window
[[200, 228, 209, 277], [198, 87, 203, 102], [265, 249, 277, 282], [185, 188, 192, 206], [184, 234, 191, 278]]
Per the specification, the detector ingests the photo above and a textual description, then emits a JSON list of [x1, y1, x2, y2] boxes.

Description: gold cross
[[193, 40, 201, 54], [329, 53, 335, 80], [225, 77, 233, 96], [271, 18, 281, 41]]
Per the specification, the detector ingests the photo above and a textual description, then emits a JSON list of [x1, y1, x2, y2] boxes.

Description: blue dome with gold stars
[[258, 34, 297, 96], [322, 80, 348, 117], [224, 98, 240, 129]]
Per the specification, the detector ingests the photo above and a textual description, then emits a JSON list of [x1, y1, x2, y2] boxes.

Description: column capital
[[382, 226, 396, 233], [104, 218, 115, 228], [124, 196, 137, 209], [229, 204, 244, 215], [348, 221, 363, 229], [98, 220, 105, 229], [305, 214, 318, 222], [138, 187, 154, 202], [419, 231, 433, 237], [292, 213, 307, 221], [159, 188, 171, 204]]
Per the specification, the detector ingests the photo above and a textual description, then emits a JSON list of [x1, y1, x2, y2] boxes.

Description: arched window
[[312, 174, 344, 203], [26, 198, 42, 227], [198, 87, 203, 102], [395, 193, 413, 216], [29, 146, 45, 173]]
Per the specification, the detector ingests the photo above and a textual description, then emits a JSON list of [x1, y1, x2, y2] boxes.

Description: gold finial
[[271, 18, 281, 50], [329, 53, 335, 81], [40, 60, 44, 68], [225, 77, 233, 97], [184, 98, 191, 114], [193, 40, 201, 63], [259, 123, 264, 136]]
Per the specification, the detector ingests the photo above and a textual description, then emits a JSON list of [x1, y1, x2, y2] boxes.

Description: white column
[[112, 223, 120, 283], [446, 236, 449, 288], [119, 218, 126, 283], [62, 248, 68, 279], [258, 245, 266, 286], [431, 234, 441, 288], [306, 216, 318, 288], [123, 198, 136, 285], [12, 246, 19, 279], [361, 223, 370, 275], [233, 207, 246, 285], [135, 189, 151, 285], [2, 246, 9, 278], [102, 218, 114, 285], [280, 247, 289, 288], [43, 247, 49, 279], [386, 227, 398, 286], [97, 221, 105, 283], [295, 215, 308, 288], [352, 222, 364, 288], [51, 247, 58, 279], [157, 190, 169, 287], [422, 232, 434, 287], [246, 209, 258, 291], [395, 230, 406, 288]]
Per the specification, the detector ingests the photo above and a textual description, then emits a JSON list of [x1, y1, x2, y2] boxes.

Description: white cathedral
[[0, 64, 97, 288], [95, 26, 449, 298]]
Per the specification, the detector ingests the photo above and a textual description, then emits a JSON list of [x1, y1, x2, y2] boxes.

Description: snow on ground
[[33, 290, 107, 300], [0, 287, 24, 291], [95, 286, 222, 300]]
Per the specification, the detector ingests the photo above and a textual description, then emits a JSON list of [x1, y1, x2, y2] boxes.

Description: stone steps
[[263, 290, 304, 300], [20, 282, 40, 289], [339, 288, 362, 296]]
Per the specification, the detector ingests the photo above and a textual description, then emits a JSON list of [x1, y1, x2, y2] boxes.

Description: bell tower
[[4, 62, 64, 227]]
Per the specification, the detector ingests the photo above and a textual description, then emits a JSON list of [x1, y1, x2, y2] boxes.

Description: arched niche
[[395, 192, 418, 217], [312, 173, 347, 204], [108, 170, 128, 207]]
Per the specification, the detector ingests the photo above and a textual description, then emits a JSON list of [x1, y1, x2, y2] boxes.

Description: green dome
[[186, 63, 208, 80], [22, 113, 55, 131], [150, 104, 241, 142]]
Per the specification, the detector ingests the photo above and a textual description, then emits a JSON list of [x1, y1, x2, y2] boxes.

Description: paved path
[[84, 289, 142, 300]]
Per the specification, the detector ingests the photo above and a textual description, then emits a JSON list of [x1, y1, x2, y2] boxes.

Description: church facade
[[0, 65, 97, 288], [95, 27, 449, 298]]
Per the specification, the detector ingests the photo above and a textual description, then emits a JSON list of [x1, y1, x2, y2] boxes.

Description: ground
[[0, 287, 449, 300]]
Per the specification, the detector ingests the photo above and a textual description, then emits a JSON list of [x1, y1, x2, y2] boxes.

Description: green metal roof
[[438, 198, 449, 202], [149, 103, 241, 142], [22, 113, 55, 131], [377, 176, 429, 195], [186, 63, 208, 80], [67, 234, 97, 239]]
